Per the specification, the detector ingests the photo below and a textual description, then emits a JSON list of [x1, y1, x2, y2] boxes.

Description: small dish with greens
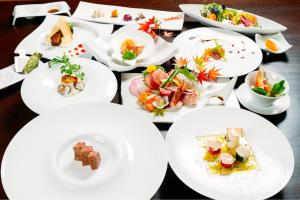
[[246, 68, 289, 106], [110, 29, 155, 66]]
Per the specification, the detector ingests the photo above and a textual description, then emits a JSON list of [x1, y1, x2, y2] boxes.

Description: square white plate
[[15, 15, 114, 59], [72, 1, 184, 31], [121, 73, 240, 123]]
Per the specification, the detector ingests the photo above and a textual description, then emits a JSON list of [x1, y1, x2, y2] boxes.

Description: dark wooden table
[[1, 0, 300, 199]]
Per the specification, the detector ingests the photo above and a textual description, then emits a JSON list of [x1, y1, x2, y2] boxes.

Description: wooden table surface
[[0, 0, 300, 199]]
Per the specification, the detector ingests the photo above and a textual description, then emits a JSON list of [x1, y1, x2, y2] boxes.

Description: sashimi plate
[[121, 73, 240, 123]]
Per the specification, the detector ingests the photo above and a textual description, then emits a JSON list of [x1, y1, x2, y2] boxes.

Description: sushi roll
[[236, 145, 250, 162], [207, 140, 221, 155], [74, 81, 85, 91], [220, 153, 235, 168], [226, 128, 243, 148], [88, 151, 101, 170], [57, 84, 71, 96]]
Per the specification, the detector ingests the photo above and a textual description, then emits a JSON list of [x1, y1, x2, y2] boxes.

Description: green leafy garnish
[[270, 80, 285, 97], [122, 51, 137, 60], [252, 87, 268, 96], [48, 54, 85, 80], [177, 65, 197, 82], [160, 69, 179, 88]]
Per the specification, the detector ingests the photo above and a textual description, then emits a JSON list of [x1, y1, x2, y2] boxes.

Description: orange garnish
[[163, 16, 180, 21], [111, 9, 118, 17], [174, 57, 189, 68], [208, 67, 222, 81], [265, 38, 279, 52]]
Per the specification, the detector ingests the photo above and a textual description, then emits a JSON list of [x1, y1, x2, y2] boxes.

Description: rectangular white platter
[[121, 73, 240, 123], [72, 1, 184, 31]]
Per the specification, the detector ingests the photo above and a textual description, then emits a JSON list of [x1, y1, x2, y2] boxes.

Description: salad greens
[[122, 51, 137, 60], [252, 80, 285, 97], [48, 54, 85, 80]]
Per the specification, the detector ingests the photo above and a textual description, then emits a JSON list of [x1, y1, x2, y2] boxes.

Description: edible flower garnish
[[203, 41, 226, 61]]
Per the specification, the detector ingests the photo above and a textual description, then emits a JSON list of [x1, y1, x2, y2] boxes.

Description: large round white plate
[[14, 15, 113, 59], [173, 27, 262, 77], [166, 107, 294, 200], [21, 57, 117, 114], [1, 103, 168, 200], [179, 4, 286, 35]]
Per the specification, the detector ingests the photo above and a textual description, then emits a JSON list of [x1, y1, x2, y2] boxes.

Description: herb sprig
[[48, 55, 85, 80], [252, 80, 285, 97]]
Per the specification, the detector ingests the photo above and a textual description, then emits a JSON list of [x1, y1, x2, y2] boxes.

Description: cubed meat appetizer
[[88, 151, 101, 170], [207, 140, 221, 155], [220, 153, 235, 168], [236, 145, 251, 162], [73, 142, 86, 161], [80, 146, 93, 166]]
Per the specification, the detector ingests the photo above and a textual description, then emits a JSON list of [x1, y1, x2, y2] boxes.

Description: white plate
[[179, 4, 286, 35], [72, 1, 184, 31], [255, 32, 292, 54], [236, 83, 290, 115], [173, 27, 262, 77], [121, 73, 240, 123], [86, 24, 177, 72], [13, 1, 71, 25], [15, 15, 114, 59], [21, 57, 117, 114], [166, 107, 294, 200], [1, 102, 167, 200]]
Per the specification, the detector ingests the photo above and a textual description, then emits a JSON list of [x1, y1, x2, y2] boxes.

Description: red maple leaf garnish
[[138, 17, 160, 39], [197, 69, 208, 84], [208, 67, 222, 81]]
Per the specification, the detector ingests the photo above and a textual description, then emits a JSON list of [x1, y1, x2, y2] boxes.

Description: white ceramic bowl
[[245, 70, 289, 107]]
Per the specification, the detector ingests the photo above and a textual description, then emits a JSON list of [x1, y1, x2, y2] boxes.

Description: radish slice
[[236, 145, 250, 162], [207, 140, 221, 155], [130, 77, 147, 96], [220, 153, 235, 168]]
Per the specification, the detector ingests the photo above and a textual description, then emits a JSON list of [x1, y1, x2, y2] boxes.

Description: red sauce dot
[[78, 44, 83, 48], [76, 52, 79, 55], [74, 48, 78, 51], [81, 49, 86, 53], [68, 50, 72, 53]]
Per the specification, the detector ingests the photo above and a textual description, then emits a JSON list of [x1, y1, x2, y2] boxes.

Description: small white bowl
[[245, 70, 289, 107], [255, 32, 292, 54]]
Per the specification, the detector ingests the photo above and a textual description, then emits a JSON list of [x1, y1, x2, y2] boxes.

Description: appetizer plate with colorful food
[[179, 3, 286, 35], [121, 62, 240, 123], [72, 1, 184, 30], [166, 107, 294, 200], [236, 68, 290, 115], [255, 32, 292, 54], [15, 15, 114, 59], [1, 102, 167, 200], [173, 27, 262, 77], [86, 23, 177, 72], [21, 56, 117, 114]]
